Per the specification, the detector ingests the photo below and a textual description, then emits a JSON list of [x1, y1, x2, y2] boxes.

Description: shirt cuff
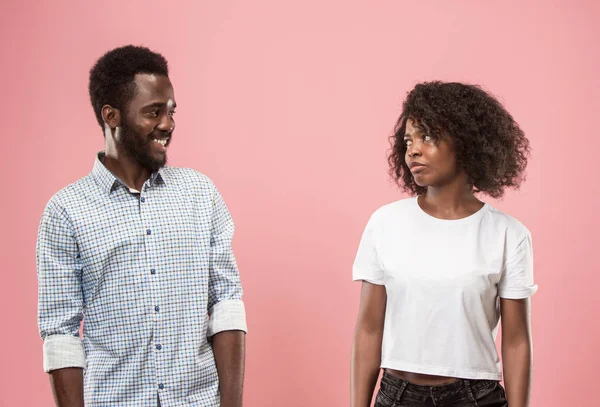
[[498, 284, 539, 299], [352, 276, 385, 285], [207, 299, 247, 337], [43, 334, 86, 373]]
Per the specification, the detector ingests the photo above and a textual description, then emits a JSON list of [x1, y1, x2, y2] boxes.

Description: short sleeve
[[498, 232, 538, 299], [352, 213, 385, 285]]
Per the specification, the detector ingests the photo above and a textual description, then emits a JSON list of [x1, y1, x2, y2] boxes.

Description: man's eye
[[168, 110, 176, 118]]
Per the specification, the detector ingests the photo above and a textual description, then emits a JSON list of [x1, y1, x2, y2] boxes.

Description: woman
[[351, 82, 537, 407]]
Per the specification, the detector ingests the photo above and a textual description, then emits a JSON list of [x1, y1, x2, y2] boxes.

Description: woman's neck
[[420, 184, 483, 220]]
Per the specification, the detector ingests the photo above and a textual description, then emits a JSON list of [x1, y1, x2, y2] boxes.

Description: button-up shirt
[[37, 153, 247, 407]]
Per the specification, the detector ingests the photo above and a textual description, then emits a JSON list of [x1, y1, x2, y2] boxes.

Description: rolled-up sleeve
[[206, 184, 247, 337], [37, 201, 86, 372], [498, 232, 538, 299]]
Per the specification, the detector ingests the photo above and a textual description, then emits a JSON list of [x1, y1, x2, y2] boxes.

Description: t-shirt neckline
[[414, 195, 489, 224]]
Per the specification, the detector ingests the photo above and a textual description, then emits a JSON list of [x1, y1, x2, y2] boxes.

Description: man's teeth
[[153, 139, 167, 146]]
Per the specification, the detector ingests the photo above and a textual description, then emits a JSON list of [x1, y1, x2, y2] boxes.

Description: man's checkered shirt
[[37, 153, 247, 406]]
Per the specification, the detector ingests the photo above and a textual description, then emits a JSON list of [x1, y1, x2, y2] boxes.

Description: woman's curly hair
[[388, 81, 530, 199]]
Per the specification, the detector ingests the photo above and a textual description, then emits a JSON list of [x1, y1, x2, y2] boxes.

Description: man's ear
[[101, 104, 122, 129]]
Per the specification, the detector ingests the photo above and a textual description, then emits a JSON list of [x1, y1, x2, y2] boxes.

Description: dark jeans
[[375, 371, 508, 407]]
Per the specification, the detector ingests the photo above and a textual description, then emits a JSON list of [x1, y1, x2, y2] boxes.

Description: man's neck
[[102, 150, 151, 192]]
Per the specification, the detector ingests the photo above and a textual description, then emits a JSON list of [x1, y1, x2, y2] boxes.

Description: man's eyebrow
[[141, 101, 177, 109], [141, 102, 165, 109]]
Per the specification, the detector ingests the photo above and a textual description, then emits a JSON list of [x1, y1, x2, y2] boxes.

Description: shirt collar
[[92, 152, 167, 195]]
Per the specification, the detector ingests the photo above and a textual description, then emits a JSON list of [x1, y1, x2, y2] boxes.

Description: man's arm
[[212, 330, 246, 407], [501, 298, 533, 407], [37, 201, 86, 407], [49, 368, 84, 407], [207, 183, 247, 407]]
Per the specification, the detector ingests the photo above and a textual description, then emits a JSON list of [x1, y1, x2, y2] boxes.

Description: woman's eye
[[404, 140, 412, 146]]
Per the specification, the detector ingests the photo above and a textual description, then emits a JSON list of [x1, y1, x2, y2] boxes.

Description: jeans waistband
[[381, 370, 498, 395]]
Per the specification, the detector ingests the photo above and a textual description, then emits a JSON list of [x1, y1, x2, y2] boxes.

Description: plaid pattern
[[37, 153, 246, 407]]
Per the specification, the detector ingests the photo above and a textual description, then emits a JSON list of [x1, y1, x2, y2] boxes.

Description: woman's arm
[[500, 297, 533, 407], [351, 281, 387, 407]]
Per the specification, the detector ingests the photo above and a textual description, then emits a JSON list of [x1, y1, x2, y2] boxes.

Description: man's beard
[[119, 121, 168, 172]]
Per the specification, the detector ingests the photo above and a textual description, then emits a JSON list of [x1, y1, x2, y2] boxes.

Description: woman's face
[[403, 118, 463, 189]]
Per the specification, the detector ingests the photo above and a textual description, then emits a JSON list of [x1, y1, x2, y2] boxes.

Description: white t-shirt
[[352, 196, 537, 380]]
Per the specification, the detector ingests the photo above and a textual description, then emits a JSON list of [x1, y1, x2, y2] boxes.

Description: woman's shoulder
[[369, 197, 418, 224], [483, 204, 531, 241]]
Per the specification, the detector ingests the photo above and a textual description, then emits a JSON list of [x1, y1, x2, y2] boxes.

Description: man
[[36, 45, 247, 407]]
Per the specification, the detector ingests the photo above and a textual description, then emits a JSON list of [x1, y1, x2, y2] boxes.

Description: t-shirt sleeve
[[498, 232, 538, 299], [352, 213, 385, 285]]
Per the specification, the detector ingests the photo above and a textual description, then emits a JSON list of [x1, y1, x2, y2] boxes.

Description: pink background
[[1, 1, 598, 406]]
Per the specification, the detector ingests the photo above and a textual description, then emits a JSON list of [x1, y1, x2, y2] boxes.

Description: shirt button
[[151, 269, 156, 275], [147, 229, 152, 235], [158, 383, 164, 390], [156, 344, 162, 350], [155, 306, 160, 312], [141, 197, 146, 203]]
